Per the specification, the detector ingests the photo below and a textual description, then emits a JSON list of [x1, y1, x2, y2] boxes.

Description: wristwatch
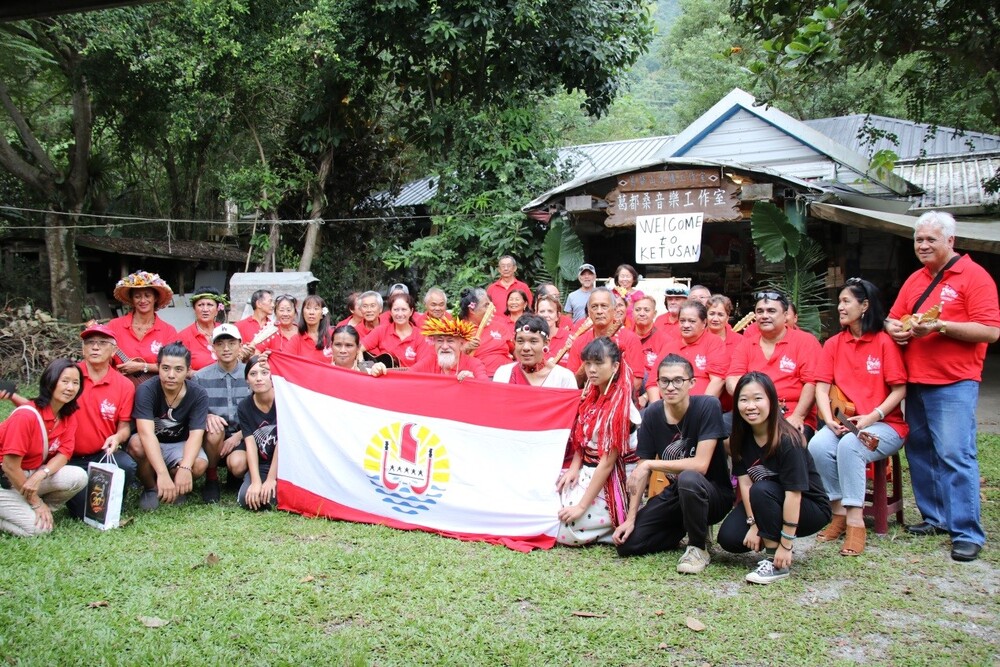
[[746, 516, 755, 526], [938, 321, 948, 335], [42, 467, 51, 478]]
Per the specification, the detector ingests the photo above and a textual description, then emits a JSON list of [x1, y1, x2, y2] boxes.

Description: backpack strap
[[11, 404, 50, 464]]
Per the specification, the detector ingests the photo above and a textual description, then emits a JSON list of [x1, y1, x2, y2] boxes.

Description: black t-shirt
[[237, 396, 278, 462], [732, 433, 828, 506], [637, 395, 730, 490], [133, 379, 208, 443]]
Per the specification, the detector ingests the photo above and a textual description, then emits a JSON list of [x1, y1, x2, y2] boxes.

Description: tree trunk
[[298, 148, 335, 272], [44, 210, 83, 322]]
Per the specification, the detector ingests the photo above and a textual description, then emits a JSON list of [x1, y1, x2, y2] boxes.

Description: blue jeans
[[808, 422, 904, 508], [906, 381, 984, 546]]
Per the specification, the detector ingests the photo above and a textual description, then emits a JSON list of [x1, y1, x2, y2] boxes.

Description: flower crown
[[422, 317, 476, 341]]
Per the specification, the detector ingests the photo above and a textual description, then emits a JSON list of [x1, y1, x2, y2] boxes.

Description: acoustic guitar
[[363, 351, 402, 369]]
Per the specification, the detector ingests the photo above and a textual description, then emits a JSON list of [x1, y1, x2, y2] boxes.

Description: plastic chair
[[863, 451, 904, 535]]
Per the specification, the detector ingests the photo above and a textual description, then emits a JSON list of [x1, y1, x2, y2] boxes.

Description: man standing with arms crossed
[[886, 211, 999, 562]]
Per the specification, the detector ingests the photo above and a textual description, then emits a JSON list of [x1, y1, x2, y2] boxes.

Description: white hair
[[914, 211, 956, 239]]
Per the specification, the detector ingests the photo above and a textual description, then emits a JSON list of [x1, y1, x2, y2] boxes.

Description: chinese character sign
[[635, 213, 704, 264]]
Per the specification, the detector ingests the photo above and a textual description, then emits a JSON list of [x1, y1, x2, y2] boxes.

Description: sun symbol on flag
[[363, 422, 450, 515]]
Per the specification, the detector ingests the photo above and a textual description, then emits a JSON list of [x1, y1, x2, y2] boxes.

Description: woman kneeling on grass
[[556, 337, 640, 545], [0, 359, 88, 536], [717, 372, 831, 584], [237, 356, 279, 511]]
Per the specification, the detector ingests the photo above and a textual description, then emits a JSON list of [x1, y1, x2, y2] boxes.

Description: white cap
[[211, 324, 242, 343]]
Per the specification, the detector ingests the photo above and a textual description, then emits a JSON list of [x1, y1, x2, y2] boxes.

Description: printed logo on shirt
[[645, 349, 657, 366], [99, 399, 117, 421], [405, 345, 417, 360], [150, 340, 163, 355], [939, 284, 958, 303], [48, 438, 60, 456], [866, 355, 882, 375], [490, 330, 502, 340], [779, 355, 796, 373], [694, 353, 707, 371]]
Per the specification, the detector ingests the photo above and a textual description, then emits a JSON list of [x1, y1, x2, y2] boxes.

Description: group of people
[[1, 211, 996, 580]]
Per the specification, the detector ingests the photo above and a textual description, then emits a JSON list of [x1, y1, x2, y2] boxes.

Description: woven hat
[[113, 271, 174, 310], [422, 317, 476, 341]]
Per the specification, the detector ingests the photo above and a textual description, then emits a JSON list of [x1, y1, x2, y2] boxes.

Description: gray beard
[[437, 350, 457, 371]]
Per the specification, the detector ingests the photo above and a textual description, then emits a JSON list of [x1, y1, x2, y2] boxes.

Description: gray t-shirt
[[564, 288, 593, 322]]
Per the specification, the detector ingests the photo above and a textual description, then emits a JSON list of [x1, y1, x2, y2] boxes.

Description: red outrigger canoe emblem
[[381, 422, 434, 494]]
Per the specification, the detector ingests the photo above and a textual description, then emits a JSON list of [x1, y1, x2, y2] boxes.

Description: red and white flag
[[267, 352, 580, 551]]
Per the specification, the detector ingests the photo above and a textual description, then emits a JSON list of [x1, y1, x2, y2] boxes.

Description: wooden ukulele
[[551, 318, 593, 365], [248, 323, 279, 350], [468, 302, 496, 357], [114, 349, 158, 385], [732, 311, 756, 333], [900, 302, 943, 332], [829, 384, 877, 449], [647, 460, 670, 498], [829, 384, 856, 417]]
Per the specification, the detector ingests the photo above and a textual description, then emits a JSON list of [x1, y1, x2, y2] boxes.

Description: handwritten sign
[[605, 181, 740, 227], [635, 213, 703, 264]]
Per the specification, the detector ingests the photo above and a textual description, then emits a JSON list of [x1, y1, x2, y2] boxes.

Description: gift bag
[[84, 453, 125, 530]]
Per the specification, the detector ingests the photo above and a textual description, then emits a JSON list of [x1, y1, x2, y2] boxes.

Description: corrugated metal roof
[[556, 136, 675, 181], [804, 115, 1000, 161], [897, 152, 1000, 213]]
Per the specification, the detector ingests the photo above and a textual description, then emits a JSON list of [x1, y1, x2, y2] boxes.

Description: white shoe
[[745, 558, 790, 584], [677, 545, 711, 574]]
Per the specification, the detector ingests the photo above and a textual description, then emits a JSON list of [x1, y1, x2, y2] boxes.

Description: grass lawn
[[0, 401, 997, 666]]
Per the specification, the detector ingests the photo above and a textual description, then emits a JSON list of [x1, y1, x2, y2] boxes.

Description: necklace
[[164, 385, 185, 420], [520, 362, 545, 374]]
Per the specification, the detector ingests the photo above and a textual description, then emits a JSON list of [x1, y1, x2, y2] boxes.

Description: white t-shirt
[[492, 363, 578, 389]]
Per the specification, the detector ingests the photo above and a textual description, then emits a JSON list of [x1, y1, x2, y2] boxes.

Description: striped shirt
[[193, 362, 250, 437]]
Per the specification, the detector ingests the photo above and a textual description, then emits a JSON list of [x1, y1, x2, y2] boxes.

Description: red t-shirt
[[74, 363, 136, 457], [0, 405, 76, 470], [107, 313, 179, 365], [567, 327, 645, 379], [815, 330, 909, 438], [646, 330, 728, 394], [293, 331, 333, 364], [470, 319, 513, 377], [635, 327, 671, 375], [486, 279, 533, 313], [889, 254, 1000, 384], [177, 323, 216, 371], [728, 328, 822, 428], [410, 352, 488, 379], [362, 323, 425, 368]]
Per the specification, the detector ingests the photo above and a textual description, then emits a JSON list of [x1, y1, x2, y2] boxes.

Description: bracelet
[[780, 530, 797, 540], [781, 520, 799, 528], [30, 503, 42, 510], [779, 541, 794, 551], [874, 407, 885, 420], [177, 464, 192, 472]]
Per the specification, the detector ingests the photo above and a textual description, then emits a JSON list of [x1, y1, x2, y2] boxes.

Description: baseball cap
[[388, 283, 410, 295], [212, 324, 242, 343], [578, 263, 596, 275], [80, 323, 117, 344]]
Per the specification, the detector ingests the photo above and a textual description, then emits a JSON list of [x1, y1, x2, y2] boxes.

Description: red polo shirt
[[653, 313, 680, 340], [486, 278, 533, 313], [177, 323, 216, 371], [335, 316, 374, 339], [74, 363, 135, 457], [889, 254, 1000, 384], [410, 352, 488, 379], [378, 311, 427, 328], [258, 327, 299, 354], [107, 313, 179, 365], [546, 326, 572, 368], [470, 319, 513, 377], [711, 327, 743, 412], [567, 326, 645, 379], [0, 405, 76, 470], [635, 327, 671, 375], [816, 330, 909, 438], [728, 327, 822, 428], [646, 330, 728, 394], [235, 316, 268, 346], [362, 323, 425, 368], [293, 331, 333, 364]]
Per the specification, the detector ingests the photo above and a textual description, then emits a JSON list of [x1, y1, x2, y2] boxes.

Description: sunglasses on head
[[753, 291, 788, 304]]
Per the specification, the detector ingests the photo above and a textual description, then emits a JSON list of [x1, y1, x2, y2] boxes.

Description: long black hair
[[840, 278, 886, 335], [730, 371, 805, 464], [298, 295, 331, 350], [34, 358, 83, 417]]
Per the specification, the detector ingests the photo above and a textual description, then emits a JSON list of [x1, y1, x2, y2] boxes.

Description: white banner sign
[[635, 212, 703, 264]]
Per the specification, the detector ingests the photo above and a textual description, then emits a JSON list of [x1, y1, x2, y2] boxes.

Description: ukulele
[[834, 408, 880, 451], [732, 311, 756, 333], [114, 349, 158, 385], [551, 318, 594, 365], [899, 302, 943, 332], [248, 323, 279, 350], [828, 384, 856, 417], [468, 302, 496, 357], [647, 460, 670, 498], [363, 351, 402, 369]]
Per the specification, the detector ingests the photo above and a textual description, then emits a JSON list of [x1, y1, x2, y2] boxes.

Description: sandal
[[840, 525, 866, 556], [816, 514, 847, 542]]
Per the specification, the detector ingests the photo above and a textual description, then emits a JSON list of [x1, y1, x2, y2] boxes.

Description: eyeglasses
[[83, 339, 115, 348], [753, 291, 788, 304], [657, 376, 692, 389]]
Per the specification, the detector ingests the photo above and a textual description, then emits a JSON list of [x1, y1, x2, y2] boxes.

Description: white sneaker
[[745, 558, 790, 584], [677, 545, 711, 574]]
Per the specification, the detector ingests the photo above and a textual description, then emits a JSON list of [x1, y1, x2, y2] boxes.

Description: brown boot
[[816, 514, 847, 542]]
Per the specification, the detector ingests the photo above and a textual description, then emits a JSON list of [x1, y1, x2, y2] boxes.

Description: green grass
[[1, 396, 997, 665]]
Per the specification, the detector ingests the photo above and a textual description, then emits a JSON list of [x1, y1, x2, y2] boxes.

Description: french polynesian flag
[[267, 352, 581, 552]]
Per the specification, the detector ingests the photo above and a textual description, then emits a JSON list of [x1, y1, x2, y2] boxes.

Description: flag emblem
[[364, 421, 450, 515]]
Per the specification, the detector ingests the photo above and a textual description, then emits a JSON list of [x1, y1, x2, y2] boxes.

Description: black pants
[[617, 469, 734, 556], [717, 479, 831, 553]]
